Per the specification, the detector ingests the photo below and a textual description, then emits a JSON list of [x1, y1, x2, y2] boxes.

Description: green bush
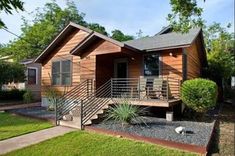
[[0, 89, 26, 100], [181, 78, 217, 113], [23, 90, 34, 104]]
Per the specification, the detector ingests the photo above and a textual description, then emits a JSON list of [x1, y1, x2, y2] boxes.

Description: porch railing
[[111, 77, 181, 101]]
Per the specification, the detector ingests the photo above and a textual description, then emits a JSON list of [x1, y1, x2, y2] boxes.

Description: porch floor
[[109, 98, 181, 107]]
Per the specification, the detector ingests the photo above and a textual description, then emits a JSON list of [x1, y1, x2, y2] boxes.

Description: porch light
[[169, 52, 177, 57]]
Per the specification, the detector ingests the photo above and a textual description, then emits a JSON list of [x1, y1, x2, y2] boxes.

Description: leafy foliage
[[111, 29, 134, 42], [181, 78, 217, 113], [3, 1, 87, 61], [0, 89, 25, 100], [0, 0, 24, 28], [168, 0, 204, 32], [23, 89, 34, 104], [202, 23, 235, 87], [0, 61, 25, 89], [88, 23, 108, 35]]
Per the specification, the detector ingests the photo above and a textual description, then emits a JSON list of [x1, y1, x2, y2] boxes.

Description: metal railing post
[[80, 100, 84, 130], [55, 100, 58, 126], [166, 76, 169, 101], [138, 77, 140, 100], [111, 78, 113, 98]]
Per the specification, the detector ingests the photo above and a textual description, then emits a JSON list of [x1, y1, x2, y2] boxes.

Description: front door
[[114, 59, 128, 78]]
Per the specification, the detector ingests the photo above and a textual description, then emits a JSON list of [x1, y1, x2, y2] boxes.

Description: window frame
[[143, 53, 160, 77], [27, 67, 38, 85], [51, 59, 72, 86]]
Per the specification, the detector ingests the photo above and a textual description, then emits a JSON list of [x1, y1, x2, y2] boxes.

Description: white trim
[[27, 67, 38, 85], [114, 58, 128, 78]]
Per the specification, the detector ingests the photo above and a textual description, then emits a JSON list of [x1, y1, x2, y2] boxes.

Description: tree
[[0, 61, 25, 90], [168, 0, 204, 32], [0, 0, 24, 28], [88, 23, 108, 36], [111, 29, 134, 42], [2, 1, 87, 61]]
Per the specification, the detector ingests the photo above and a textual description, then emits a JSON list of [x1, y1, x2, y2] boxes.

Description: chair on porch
[[151, 77, 164, 99], [137, 77, 147, 99]]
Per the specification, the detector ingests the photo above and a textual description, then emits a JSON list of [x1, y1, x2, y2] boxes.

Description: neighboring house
[[35, 22, 207, 128], [21, 59, 42, 101]]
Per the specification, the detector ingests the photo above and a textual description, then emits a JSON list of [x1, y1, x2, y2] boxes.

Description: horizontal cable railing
[[81, 79, 111, 125], [56, 79, 93, 123], [111, 77, 181, 101]]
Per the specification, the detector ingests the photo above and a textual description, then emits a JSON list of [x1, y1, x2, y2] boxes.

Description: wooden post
[[138, 77, 140, 100]]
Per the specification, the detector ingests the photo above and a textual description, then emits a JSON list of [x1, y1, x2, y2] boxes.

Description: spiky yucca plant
[[106, 99, 145, 126]]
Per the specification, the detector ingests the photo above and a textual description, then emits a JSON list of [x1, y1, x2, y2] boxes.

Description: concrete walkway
[[0, 126, 76, 155]]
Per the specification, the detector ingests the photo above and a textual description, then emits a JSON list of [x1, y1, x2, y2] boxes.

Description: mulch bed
[[89, 117, 216, 155]]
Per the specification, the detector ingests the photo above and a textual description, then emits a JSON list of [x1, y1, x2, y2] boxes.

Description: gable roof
[[35, 22, 140, 63], [35, 22, 93, 63], [70, 31, 140, 55], [124, 28, 202, 52]]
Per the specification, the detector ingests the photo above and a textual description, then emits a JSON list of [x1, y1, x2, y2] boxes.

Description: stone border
[[86, 120, 217, 155]]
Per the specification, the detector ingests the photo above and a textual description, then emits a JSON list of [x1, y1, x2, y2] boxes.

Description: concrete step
[[69, 109, 81, 117], [59, 120, 82, 129], [62, 114, 73, 121]]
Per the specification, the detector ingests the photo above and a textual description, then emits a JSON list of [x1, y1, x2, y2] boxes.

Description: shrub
[[106, 99, 145, 126], [23, 90, 34, 104], [0, 89, 26, 100], [181, 78, 217, 113]]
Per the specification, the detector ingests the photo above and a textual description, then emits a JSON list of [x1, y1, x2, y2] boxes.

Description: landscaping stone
[[92, 117, 214, 146], [8, 106, 55, 121]]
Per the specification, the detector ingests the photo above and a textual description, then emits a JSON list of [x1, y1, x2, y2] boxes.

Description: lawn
[[4, 131, 198, 156], [0, 112, 53, 140]]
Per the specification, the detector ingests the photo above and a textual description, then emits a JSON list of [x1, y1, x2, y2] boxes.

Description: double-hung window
[[52, 60, 71, 85], [144, 54, 160, 76]]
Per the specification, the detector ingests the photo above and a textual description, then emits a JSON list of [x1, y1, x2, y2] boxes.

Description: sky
[[0, 0, 234, 44]]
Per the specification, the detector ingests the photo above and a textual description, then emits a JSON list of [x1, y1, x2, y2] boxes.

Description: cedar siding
[[185, 36, 202, 79], [161, 49, 183, 80], [41, 29, 90, 96]]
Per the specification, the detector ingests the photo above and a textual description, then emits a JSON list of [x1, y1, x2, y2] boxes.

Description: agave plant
[[106, 98, 146, 126]]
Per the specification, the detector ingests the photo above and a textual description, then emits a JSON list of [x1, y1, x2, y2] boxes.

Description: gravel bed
[[92, 117, 214, 146], [8, 106, 55, 120]]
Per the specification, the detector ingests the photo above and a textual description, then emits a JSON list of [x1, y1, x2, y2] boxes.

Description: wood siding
[[185, 36, 202, 79], [161, 49, 183, 80], [41, 29, 90, 96]]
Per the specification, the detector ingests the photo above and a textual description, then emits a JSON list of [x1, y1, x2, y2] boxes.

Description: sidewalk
[[0, 126, 76, 155]]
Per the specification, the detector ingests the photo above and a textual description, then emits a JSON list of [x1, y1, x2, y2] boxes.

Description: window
[[52, 60, 71, 85], [144, 54, 159, 76], [27, 68, 37, 85]]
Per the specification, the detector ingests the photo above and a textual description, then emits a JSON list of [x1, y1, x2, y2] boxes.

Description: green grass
[[4, 131, 198, 156], [0, 112, 53, 140]]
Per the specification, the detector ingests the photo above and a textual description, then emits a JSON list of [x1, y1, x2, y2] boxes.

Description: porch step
[[59, 104, 110, 128], [59, 120, 81, 129], [62, 114, 73, 121]]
